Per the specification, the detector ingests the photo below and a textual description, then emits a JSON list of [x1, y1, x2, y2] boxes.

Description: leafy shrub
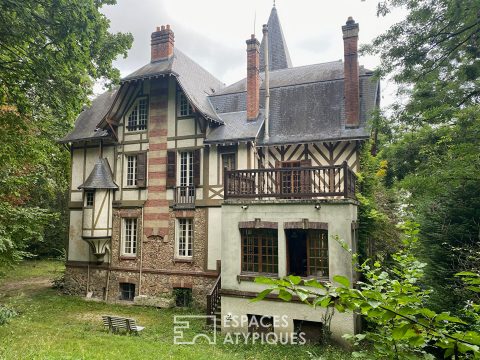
[[0, 305, 17, 325]]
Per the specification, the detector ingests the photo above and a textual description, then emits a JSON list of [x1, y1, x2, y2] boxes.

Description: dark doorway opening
[[286, 229, 329, 278], [286, 229, 308, 277]]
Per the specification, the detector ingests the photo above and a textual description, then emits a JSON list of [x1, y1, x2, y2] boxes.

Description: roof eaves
[[259, 134, 370, 146]]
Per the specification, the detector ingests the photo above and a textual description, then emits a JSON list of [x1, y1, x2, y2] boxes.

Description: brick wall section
[[144, 79, 170, 241], [151, 25, 174, 62], [246, 35, 260, 121], [342, 17, 360, 128]]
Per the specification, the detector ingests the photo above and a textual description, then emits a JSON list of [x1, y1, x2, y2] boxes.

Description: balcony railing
[[224, 162, 356, 200], [173, 186, 196, 208]]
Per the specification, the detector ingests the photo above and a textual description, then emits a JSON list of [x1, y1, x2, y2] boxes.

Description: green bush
[[0, 305, 17, 325]]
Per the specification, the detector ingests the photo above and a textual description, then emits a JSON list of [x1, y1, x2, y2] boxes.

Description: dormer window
[[126, 98, 148, 132], [177, 92, 193, 117]]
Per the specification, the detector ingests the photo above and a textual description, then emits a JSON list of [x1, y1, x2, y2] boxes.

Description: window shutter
[[300, 159, 312, 196], [193, 149, 201, 187], [136, 152, 147, 188], [167, 150, 176, 188]]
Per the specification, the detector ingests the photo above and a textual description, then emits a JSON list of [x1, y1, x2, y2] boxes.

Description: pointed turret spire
[[259, 6, 292, 72]]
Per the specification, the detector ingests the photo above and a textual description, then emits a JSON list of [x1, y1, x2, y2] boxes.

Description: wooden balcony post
[[223, 166, 228, 200], [343, 161, 348, 197]]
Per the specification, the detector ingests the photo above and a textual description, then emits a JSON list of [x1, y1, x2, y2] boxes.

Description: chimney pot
[[151, 24, 175, 62], [246, 35, 260, 121], [342, 19, 360, 127], [156, 26, 160, 31]]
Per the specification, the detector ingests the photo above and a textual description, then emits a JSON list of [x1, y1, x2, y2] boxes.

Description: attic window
[[126, 98, 148, 132], [177, 92, 193, 117]]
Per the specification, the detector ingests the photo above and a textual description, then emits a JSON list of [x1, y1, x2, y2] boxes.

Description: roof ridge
[[173, 48, 225, 87]]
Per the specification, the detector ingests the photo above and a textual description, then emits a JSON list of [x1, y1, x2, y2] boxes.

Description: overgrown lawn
[[0, 261, 352, 359]]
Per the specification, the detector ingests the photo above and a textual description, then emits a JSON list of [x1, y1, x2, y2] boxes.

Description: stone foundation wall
[[63, 265, 216, 309]]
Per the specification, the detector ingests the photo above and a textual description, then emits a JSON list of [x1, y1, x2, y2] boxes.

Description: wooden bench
[[102, 315, 144, 334]]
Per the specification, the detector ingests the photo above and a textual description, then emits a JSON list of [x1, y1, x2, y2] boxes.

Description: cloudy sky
[[101, 0, 405, 107]]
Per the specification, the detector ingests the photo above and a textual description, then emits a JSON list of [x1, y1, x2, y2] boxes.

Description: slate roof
[[259, 6, 292, 72], [121, 48, 225, 123], [59, 90, 117, 143], [78, 158, 118, 190], [208, 61, 379, 145], [205, 110, 265, 144], [61, 8, 379, 147]]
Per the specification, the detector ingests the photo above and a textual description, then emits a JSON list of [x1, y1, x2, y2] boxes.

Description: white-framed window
[[177, 92, 193, 117], [179, 151, 194, 187], [126, 155, 137, 186], [126, 98, 148, 131], [176, 218, 193, 258], [121, 218, 138, 256]]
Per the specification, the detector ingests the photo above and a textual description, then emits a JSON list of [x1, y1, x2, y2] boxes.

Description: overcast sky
[[101, 0, 405, 107]]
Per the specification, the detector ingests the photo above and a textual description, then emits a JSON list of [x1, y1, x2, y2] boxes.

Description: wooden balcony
[[173, 186, 196, 209], [224, 162, 356, 200]]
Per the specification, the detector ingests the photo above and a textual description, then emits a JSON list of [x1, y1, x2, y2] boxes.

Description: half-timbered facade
[[61, 6, 379, 341]]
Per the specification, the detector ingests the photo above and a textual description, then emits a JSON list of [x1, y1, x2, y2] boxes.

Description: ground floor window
[[241, 229, 278, 274], [119, 283, 135, 301], [176, 218, 193, 258], [247, 314, 274, 334], [173, 288, 192, 307], [294, 319, 324, 344], [286, 229, 328, 277], [121, 218, 138, 256]]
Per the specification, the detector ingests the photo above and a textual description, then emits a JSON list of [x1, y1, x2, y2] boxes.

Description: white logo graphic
[[173, 315, 217, 345]]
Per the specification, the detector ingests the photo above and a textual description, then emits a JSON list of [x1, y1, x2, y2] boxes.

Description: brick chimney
[[246, 34, 260, 121], [342, 17, 360, 127], [151, 24, 174, 62]]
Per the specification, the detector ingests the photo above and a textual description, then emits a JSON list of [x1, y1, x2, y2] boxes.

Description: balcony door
[[276, 160, 312, 197]]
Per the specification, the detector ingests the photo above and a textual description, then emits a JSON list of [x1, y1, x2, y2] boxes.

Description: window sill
[[176, 114, 195, 120], [236, 273, 329, 285], [119, 256, 137, 261], [237, 273, 278, 283], [125, 129, 148, 134], [173, 258, 193, 264]]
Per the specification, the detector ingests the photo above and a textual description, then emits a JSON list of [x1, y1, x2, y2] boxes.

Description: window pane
[[180, 152, 193, 187], [127, 103, 138, 131], [127, 155, 137, 186], [307, 230, 328, 277], [178, 93, 193, 116], [241, 229, 277, 274], [127, 98, 148, 131], [177, 218, 193, 258], [138, 99, 148, 130], [123, 218, 137, 256], [85, 191, 94, 207]]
